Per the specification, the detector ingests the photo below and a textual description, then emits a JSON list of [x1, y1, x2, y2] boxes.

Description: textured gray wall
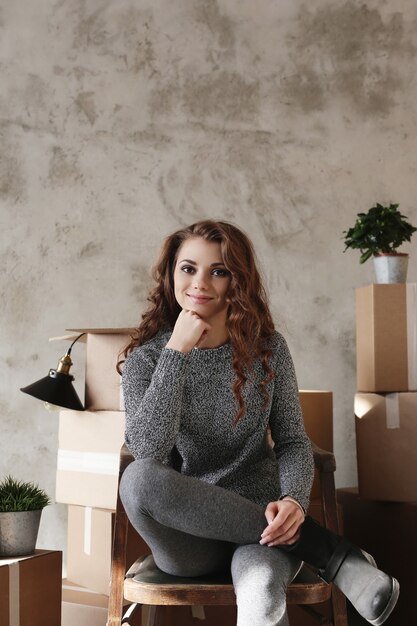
[[2, 0, 417, 555]]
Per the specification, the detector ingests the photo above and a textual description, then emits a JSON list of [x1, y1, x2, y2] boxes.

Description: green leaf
[[0, 476, 50, 512], [342, 203, 417, 264]]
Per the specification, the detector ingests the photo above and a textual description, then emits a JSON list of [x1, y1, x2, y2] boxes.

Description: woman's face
[[173, 237, 232, 321]]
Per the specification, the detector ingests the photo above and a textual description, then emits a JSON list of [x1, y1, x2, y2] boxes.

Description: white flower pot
[[373, 253, 409, 284]]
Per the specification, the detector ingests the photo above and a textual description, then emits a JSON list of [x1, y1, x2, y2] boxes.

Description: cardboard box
[[356, 283, 417, 392], [66, 506, 150, 596], [299, 390, 333, 450], [355, 392, 417, 502], [62, 579, 108, 626], [337, 487, 416, 626], [62, 579, 147, 626], [67, 328, 134, 411], [299, 391, 333, 499], [0, 550, 62, 626], [56, 410, 125, 509]]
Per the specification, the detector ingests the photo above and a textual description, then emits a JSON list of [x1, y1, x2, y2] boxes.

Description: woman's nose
[[193, 273, 208, 290]]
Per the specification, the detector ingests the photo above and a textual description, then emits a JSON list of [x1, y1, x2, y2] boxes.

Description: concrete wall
[[1, 0, 417, 555]]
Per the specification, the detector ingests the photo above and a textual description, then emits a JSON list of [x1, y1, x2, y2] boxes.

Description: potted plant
[[0, 475, 50, 556], [343, 203, 417, 283]]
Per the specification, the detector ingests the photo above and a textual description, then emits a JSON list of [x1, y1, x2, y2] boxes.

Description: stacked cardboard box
[[54, 329, 150, 625], [299, 390, 333, 499], [354, 392, 417, 501], [355, 284, 417, 501], [346, 284, 417, 623], [0, 550, 62, 626], [66, 505, 149, 596], [62, 579, 111, 626]]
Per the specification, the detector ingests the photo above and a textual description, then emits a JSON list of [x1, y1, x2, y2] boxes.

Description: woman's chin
[[180, 303, 208, 317]]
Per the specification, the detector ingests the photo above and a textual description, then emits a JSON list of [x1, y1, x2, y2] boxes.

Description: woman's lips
[[187, 294, 213, 304]]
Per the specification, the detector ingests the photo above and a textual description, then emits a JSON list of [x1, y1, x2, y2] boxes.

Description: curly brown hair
[[119, 220, 276, 422]]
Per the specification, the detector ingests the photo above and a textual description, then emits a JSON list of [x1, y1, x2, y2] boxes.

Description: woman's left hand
[[259, 499, 304, 547]]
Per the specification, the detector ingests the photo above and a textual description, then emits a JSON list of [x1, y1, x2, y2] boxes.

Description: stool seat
[[124, 554, 331, 606]]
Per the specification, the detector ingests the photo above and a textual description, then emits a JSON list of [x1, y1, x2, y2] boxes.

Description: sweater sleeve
[[122, 343, 190, 461], [268, 333, 314, 511]]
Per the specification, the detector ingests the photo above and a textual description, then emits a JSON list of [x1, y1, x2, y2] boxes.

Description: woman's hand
[[166, 309, 211, 353], [259, 499, 304, 547]]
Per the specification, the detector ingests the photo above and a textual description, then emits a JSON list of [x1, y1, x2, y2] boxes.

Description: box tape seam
[[9, 562, 20, 626], [406, 283, 417, 390], [84, 507, 92, 556], [57, 450, 119, 475], [385, 393, 401, 429]]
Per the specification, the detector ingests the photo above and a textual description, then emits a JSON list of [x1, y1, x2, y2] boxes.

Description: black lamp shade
[[20, 369, 84, 411]]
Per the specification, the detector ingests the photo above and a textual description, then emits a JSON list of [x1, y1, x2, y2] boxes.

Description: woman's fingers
[[264, 501, 279, 525], [260, 517, 297, 545], [263, 519, 301, 546], [261, 500, 304, 546], [166, 310, 211, 352]]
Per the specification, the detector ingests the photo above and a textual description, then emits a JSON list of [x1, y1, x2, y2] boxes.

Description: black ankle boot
[[282, 516, 400, 626], [330, 544, 400, 626]]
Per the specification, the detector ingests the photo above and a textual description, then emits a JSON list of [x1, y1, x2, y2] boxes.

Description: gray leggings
[[120, 458, 302, 626]]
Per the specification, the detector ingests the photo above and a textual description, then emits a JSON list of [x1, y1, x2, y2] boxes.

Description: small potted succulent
[[0, 475, 50, 556], [343, 203, 417, 283]]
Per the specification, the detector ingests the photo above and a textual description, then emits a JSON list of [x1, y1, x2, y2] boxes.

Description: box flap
[[49, 333, 87, 342], [49, 328, 135, 342], [67, 328, 135, 334], [0, 549, 58, 567]]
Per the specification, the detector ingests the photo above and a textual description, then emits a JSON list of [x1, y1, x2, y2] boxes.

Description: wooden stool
[[107, 443, 348, 626]]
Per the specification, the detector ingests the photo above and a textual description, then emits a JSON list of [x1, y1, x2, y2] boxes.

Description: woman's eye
[[212, 268, 229, 277], [180, 265, 195, 274]]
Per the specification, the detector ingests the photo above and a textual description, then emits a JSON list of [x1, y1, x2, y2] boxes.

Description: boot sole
[[367, 577, 400, 626]]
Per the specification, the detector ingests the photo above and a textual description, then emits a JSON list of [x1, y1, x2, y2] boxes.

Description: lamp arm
[[57, 333, 86, 374], [67, 333, 86, 356]]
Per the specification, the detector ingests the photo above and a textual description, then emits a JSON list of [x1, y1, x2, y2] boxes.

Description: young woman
[[119, 220, 399, 626]]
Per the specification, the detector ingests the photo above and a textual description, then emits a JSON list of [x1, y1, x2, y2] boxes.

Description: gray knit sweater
[[123, 329, 314, 511]]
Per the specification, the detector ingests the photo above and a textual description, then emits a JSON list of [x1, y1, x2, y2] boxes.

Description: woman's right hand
[[165, 310, 211, 353]]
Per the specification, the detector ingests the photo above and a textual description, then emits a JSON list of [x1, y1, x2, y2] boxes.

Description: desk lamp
[[20, 333, 85, 410]]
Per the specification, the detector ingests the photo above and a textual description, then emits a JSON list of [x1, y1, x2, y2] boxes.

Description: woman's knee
[[231, 546, 295, 626], [232, 545, 298, 602], [119, 457, 162, 514]]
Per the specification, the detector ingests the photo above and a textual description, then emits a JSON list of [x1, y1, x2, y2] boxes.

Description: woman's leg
[[131, 514, 233, 577], [121, 458, 236, 576], [120, 458, 399, 625], [231, 544, 301, 626], [120, 458, 266, 547]]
